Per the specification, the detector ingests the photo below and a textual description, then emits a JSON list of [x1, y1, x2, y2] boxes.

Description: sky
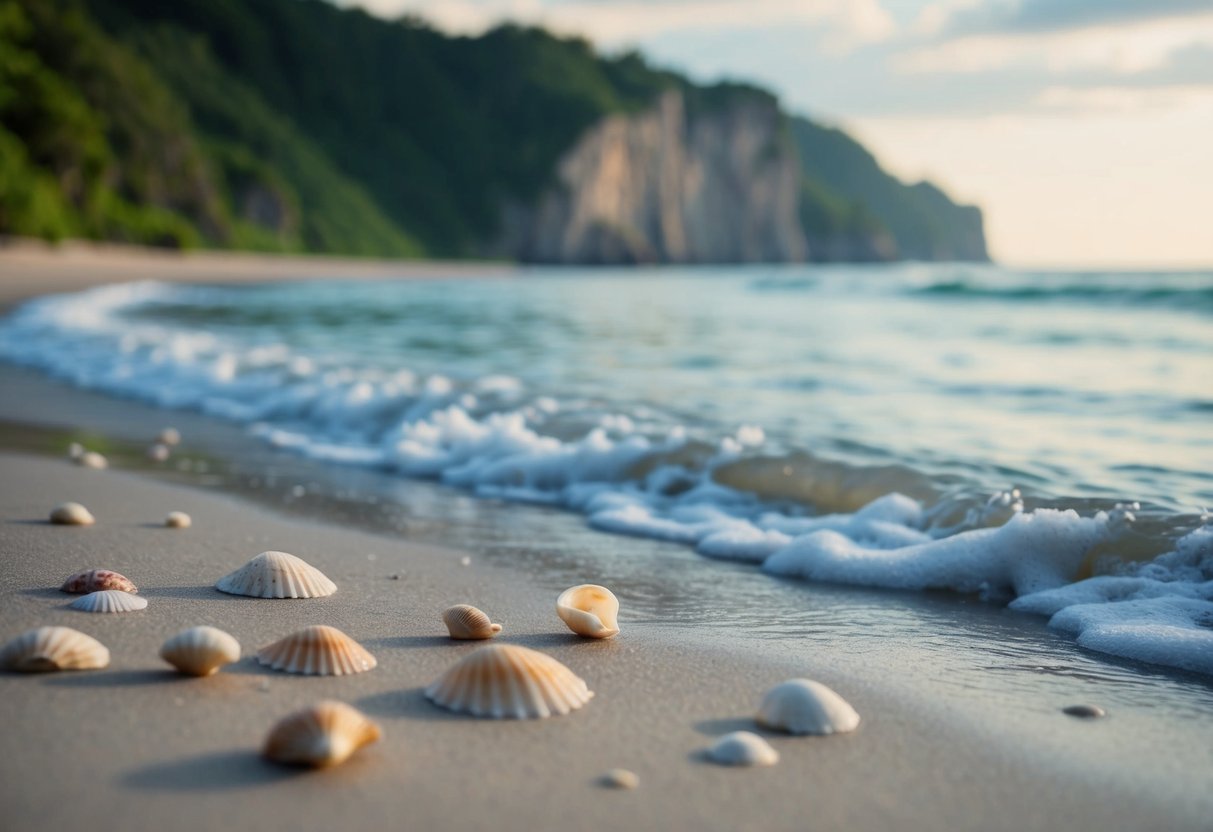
[[336, 0, 1213, 267]]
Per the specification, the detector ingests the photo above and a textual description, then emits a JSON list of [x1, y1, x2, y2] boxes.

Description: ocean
[[1, 263, 1211, 684]]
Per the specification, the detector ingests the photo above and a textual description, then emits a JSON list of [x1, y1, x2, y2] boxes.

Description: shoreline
[[2, 246, 1212, 830]]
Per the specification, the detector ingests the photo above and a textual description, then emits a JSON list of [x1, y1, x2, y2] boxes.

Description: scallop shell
[[442, 604, 502, 640], [69, 589, 148, 613], [76, 451, 108, 469], [256, 625, 376, 676], [165, 511, 192, 529], [1, 626, 110, 672], [756, 679, 860, 736], [50, 502, 94, 526], [147, 443, 170, 462], [215, 551, 336, 599], [556, 584, 620, 639], [263, 701, 382, 768], [60, 569, 137, 594], [158, 427, 181, 446], [425, 643, 593, 719], [160, 626, 241, 676], [707, 732, 780, 767]]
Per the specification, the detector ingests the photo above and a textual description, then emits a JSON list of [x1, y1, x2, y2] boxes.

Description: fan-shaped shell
[[756, 678, 860, 735], [425, 643, 593, 719], [69, 590, 148, 613], [708, 732, 780, 767], [556, 584, 620, 639], [215, 551, 336, 599], [76, 451, 107, 469], [263, 701, 382, 768], [1, 626, 109, 672], [442, 604, 502, 640], [256, 625, 376, 676], [160, 626, 241, 676], [165, 511, 191, 529], [60, 569, 137, 594], [50, 502, 94, 526]]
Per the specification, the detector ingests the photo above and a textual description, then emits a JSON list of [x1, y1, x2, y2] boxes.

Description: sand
[[1, 243, 1210, 831]]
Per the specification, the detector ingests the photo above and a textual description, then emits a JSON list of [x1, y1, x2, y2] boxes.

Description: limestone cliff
[[500, 91, 809, 265]]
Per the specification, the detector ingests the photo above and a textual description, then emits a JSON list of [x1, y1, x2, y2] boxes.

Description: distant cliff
[[0, 0, 989, 264]]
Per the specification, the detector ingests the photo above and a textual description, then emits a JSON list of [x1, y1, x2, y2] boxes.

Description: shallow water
[[1, 264, 1211, 675]]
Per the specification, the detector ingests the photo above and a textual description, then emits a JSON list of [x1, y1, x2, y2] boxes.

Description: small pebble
[[600, 769, 639, 789], [158, 427, 181, 446], [67, 442, 84, 459], [50, 502, 95, 526], [390, 573, 402, 581], [147, 443, 170, 462], [1063, 704, 1106, 719], [76, 451, 107, 470], [707, 732, 779, 767], [165, 511, 192, 529], [459, 556, 471, 567]]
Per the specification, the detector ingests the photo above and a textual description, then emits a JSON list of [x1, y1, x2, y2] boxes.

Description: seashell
[[165, 511, 191, 529], [1, 626, 110, 672], [441, 604, 502, 640], [160, 626, 241, 676], [263, 701, 381, 768], [215, 550, 336, 599], [707, 732, 780, 767], [1063, 704, 1106, 719], [69, 589, 148, 613], [147, 443, 170, 462], [756, 679, 860, 736], [556, 584, 620, 639], [76, 451, 108, 469], [600, 768, 639, 789], [60, 568, 137, 594], [50, 502, 94, 526], [425, 643, 593, 719], [256, 625, 376, 676], [158, 427, 181, 446]]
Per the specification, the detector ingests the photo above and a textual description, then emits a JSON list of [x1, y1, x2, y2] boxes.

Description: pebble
[[1063, 704, 1106, 719]]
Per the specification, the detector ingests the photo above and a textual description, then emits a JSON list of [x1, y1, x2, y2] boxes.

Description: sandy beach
[[1, 245, 1211, 832]]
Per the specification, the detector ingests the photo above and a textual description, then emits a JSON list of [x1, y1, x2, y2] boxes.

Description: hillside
[[0, 0, 989, 262]]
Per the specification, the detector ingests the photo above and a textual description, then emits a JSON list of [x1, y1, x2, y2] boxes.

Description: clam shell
[[60, 569, 137, 594], [442, 604, 502, 640], [707, 732, 780, 767], [50, 502, 94, 526], [425, 643, 593, 719], [69, 590, 148, 613], [256, 625, 376, 676], [556, 584, 620, 638], [263, 701, 382, 768], [1, 626, 109, 672], [756, 679, 860, 736], [158, 427, 181, 446], [160, 626, 241, 676], [215, 551, 336, 599], [165, 511, 192, 529], [76, 451, 107, 469]]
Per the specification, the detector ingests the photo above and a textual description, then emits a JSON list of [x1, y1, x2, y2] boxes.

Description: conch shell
[[442, 604, 502, 640], [263, 701, 382, 768], [556, 584, 619, 638]]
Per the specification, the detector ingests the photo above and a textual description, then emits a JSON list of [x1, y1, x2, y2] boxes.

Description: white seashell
[[707, 732, 780, 767], [601, 769, 639, 789], [147, 443, 170, 462], [256, 625, 376, 676], [556, 584, 620, 639], [76, 451, 107, 469], [263, 701, 382, 768], [60, 569, 137, 594], [1, 626, 110, 672], [50, 502, 94, 526], [215, 551, 336, 599], [158, 427, 181, 446], [160, 626, 241, 676], [425, 643, 593, 719], [756, 679, 860, 736], [69, 589, 148, 613], [165, 511, 192, 529], [442, 604, 502, 640]]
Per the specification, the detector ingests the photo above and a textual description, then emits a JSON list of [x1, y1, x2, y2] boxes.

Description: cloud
[[934, 0, 1213, 38]]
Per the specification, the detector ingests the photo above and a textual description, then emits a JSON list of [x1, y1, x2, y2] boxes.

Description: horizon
[[334, 0, 1213, 270]]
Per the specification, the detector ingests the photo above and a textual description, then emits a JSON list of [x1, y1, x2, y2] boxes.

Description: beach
[[1, 245, 1211, 832]]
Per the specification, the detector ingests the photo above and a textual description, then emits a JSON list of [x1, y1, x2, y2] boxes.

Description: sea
[[1, 263, 1211, 698]]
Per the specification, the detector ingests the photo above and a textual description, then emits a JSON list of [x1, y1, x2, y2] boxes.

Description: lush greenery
[[0, 0, 987, 261]]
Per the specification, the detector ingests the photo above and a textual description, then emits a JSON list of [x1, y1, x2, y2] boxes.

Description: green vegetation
[[0, 0, 987, 261]]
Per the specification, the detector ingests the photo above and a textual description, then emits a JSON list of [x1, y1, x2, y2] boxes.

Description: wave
[[1, 280, 1210, 676], [911, 279, 1213, 311]]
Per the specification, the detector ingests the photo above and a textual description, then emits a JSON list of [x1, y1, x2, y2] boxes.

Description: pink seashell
[[60, 569, 138, 594]]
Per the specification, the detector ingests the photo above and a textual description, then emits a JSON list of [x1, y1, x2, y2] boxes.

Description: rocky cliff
[[501, 91, 808, 265]]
